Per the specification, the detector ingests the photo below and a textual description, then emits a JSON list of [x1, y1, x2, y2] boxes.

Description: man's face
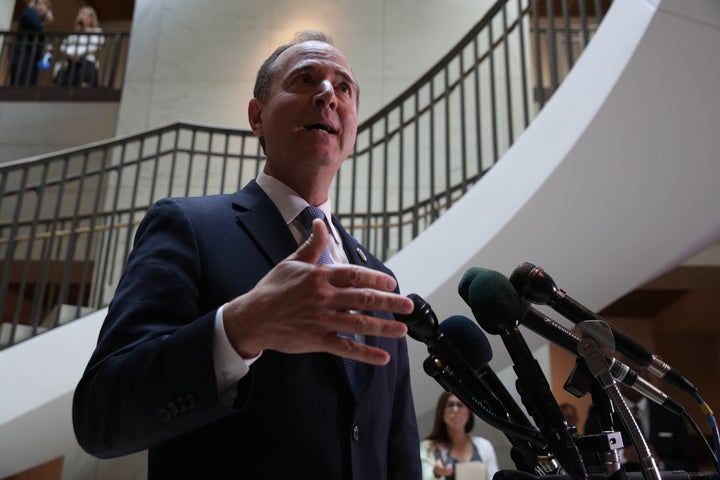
[[249, 41, 359, 187]]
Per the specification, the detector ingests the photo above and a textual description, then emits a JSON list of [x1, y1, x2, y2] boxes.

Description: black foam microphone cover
[[464, 268, 527, 334], [438, 314, 493, 368], [509, 261, 559, 305], [459, 267, 484, 304]]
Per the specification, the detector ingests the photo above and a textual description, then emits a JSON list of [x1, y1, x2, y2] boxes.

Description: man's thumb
[[292, 219, 330, 263]]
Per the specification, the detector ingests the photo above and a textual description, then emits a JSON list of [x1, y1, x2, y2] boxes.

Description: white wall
[[0, 311, 103, 476], [0, 103, 120, 162], [116, 0, 494, 134], [0, 0, 13, 30]]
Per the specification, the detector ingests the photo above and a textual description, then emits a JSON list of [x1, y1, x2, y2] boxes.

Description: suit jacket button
[[176, 396, 187, 412], [167, 402, 178, 416], [352, 425, 360, 441], [158, 408, 171, 423], [185, 393, 197, 409]]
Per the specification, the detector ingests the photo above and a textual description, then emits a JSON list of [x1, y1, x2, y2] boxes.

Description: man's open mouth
[[305, 124, 337, 134]]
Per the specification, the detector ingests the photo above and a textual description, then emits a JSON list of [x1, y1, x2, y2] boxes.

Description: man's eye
[[295, 73, 312, 84], [338, 83, 352, 95]]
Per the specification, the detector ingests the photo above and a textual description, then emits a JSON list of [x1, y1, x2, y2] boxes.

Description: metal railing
[[0, 0, 609, 348], [0, 30, 130, 100]]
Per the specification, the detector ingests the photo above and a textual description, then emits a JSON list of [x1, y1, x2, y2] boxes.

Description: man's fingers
[[306, 311, 409, 365], [326, 263, 399, 292], [329, 333, 393, 365], [324, 287, 414, 316], [333, 310, 408, 338]]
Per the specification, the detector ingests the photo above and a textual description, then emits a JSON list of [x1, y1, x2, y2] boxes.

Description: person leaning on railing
[[55, 5, 104, 87], [9, 0, 53, 86]]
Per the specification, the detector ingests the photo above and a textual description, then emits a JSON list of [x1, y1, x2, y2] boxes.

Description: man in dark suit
[[73, 30, 422, 479]]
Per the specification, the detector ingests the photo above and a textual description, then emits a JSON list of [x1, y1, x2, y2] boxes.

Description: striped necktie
[[294, 206, 361, 398], [295, 206, 333, 264]]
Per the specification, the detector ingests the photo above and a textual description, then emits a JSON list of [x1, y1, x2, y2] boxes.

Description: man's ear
[[248, 99, 264, 137]]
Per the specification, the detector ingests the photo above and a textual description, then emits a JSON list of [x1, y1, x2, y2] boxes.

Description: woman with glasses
[[421, 391, 499, 480]]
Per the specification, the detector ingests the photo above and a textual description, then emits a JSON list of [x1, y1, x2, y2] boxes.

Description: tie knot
[[294, 206, 333, 265], [296, 205, 327, 238]]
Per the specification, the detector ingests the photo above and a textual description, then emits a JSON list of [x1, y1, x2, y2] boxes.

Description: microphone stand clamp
[[577, 321, 661, 480]]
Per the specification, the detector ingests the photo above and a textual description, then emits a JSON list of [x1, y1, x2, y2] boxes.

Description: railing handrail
[[359, 1, 511, 130], [0, 120, 245, 171], [0, 29, 130, 93]]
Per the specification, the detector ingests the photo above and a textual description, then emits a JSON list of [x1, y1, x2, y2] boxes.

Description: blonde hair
[[76, 6, 100, 30]]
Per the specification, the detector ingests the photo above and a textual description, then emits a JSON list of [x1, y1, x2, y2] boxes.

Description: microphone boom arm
[[577, 320, 661, 480]]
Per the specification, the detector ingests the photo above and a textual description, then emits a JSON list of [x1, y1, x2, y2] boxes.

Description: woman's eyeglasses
[[444, 400, 468, 410]]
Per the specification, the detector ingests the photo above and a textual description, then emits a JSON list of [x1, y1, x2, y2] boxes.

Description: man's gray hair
[[253, 30, 336, 103]]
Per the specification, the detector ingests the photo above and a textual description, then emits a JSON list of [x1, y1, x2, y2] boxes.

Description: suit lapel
[[332, 217, 399, 400], [334, 222, 371, 268], [232, 181, 298, 266]]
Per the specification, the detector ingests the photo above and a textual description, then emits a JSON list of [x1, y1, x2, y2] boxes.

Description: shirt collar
[[256, 172, 338, 241], [627, 396, 648, 412]]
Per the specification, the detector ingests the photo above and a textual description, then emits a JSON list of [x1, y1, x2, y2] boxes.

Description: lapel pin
[[356, 247, 367, 263]]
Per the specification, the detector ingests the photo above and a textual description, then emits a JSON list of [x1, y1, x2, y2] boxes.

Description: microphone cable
[[692, 391, 720, 473]]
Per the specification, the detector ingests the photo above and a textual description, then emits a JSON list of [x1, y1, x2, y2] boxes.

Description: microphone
[[464, 267, 685, 415], [439, 315, 560, 475], [395, 294, 546, 447], [509, 262, 696, 394], [438, 315, 538, 429], [519, 306, 685, 416], [460, 268, 588, 480]]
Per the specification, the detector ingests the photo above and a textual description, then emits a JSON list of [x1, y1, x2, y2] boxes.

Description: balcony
[[0, 30, 129, 102]]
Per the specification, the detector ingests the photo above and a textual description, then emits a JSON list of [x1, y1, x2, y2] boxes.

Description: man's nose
[[314, 80, 336, 108]]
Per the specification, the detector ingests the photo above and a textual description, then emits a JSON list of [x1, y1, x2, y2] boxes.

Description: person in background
[[421, 392, 499, 480], [72, 30, 421, 479], [560, 402, 579, 430], [57, 6, 104, 87], [9, 0, 53, 86]]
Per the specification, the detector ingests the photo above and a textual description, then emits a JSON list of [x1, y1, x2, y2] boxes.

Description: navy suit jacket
[[73, 181, 421, 479]]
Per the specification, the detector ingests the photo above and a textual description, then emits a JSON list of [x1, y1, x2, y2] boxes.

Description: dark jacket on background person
[[10, 7, 47, 85]]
